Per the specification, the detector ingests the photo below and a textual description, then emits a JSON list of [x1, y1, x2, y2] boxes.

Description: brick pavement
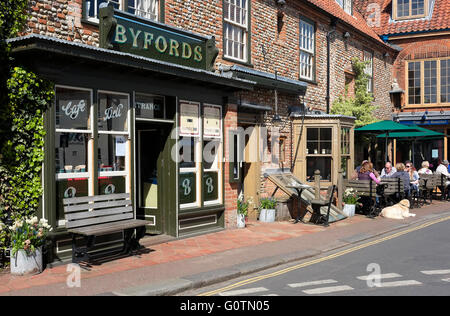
[[1, 201, 449, 296]]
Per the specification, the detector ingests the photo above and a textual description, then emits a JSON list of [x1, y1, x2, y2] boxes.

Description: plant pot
[[342, 204, 356, 217], [259, 209, 276, 222], [237, 213, 246, 228], [10, 246, 43, 275]]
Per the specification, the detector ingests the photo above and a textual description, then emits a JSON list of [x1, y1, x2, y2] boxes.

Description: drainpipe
[[326, 20, 337, 114]]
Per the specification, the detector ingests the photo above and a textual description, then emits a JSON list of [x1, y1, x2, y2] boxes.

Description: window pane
[[56, 178, 88, 221], [203, 171, 218, 202], [98, 134, 127, 172], [98, 92, 129, 132], [56, 87, 91, 130], [179, 172, 196, 204], [98, 176, 126, 195], [180, 137, 195, 168], [408, 61, 421, 104], [203, 140, 219, 170], [441, 59, 450, 103], [424, 60, 437, 104], [306, 157, 332, 182], [55, 132, 89, 173], [135, 93, 165, 119]]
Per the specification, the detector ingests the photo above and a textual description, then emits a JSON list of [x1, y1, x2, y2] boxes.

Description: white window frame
[[97, 90, 131, 191], [85, 0, 159, 23], [299, 19, 315, 81], [223, 0, 249, 62], [363, 50, 373, 93], [203, 104, 223, 206], [54, 85, 94, 227]]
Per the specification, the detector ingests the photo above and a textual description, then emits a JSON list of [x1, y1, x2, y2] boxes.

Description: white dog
[[380, 199, 416, 219]]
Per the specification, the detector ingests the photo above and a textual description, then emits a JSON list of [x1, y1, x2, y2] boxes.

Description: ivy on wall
[[0, 0, 54, 261], [330, 57, 378, 128]]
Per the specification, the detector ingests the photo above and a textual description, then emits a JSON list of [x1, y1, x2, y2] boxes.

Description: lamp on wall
[[275, 0, 286, 6]]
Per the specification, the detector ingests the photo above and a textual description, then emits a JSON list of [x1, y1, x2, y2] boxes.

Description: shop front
[[8, 7, 254, 260]]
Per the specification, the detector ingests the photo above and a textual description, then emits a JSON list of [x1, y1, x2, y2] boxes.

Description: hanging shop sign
[[179, 101, 200, 137], [99, 3, 219, 71], [203, 105, 221, 138]]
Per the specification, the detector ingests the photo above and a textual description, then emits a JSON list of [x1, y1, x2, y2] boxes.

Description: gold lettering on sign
[[182, 42, 192, 59], [115, 24, 127, 43], [169, 39, 180, 57], [129, 28, 142, 48], [155, 35, 168, 53]]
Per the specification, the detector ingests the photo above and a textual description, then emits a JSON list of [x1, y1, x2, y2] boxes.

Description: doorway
[[136, 122, 172, 234]]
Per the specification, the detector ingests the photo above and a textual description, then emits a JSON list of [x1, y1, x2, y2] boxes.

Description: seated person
[[381, 162, 397, 178], [387, 162, 411, 198], [357, 161, 380, 184], [418, 161, 433, 175], [406, 162, 419, 193]]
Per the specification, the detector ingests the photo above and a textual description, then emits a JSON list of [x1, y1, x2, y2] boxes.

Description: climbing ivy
[[331, 57, 378, 128]]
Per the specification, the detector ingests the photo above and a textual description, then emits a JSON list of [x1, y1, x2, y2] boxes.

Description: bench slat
[[65, 206, 133, 221], [64, 199, 132, 213], [66, 212, 134, 229], [68, 219, 148, 236], [63, 193, 130, 205]]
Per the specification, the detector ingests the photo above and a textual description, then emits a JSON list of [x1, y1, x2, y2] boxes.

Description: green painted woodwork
[[99, 3, 219, 71]]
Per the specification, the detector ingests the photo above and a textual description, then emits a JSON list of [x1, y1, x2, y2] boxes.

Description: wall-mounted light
[[383, 52, 390, 59], [344, 32, 350, 39], [276, 0, 286, 6]]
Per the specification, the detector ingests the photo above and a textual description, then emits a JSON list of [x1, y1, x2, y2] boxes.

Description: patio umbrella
[[355, 120, 421, 162], [376, 125, 444, 165]]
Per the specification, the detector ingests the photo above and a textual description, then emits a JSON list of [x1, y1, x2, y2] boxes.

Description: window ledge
[[222, 56, 254, 68]]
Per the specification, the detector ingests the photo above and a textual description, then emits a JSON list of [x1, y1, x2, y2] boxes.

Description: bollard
[[314, 169, 321, 200]]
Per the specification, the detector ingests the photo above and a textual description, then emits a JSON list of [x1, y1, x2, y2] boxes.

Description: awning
[[7, 34, 256, 92], [376, 125, 445, 139], [222, 65, 307, 95]]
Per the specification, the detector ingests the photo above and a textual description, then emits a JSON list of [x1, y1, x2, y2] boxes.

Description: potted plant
[[9, 216, 52, 275], [237, 198, 249, 228], [343, 188, 359, 217], [259, 197, 277, 222]]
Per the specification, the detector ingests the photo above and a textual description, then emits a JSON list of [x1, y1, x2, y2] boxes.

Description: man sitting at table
[[435, 160, 450, 198], [381, 162, 396, 178]]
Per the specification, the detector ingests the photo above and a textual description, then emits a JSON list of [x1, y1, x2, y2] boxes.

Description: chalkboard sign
[[179, 172, 196, 205], [203, 171, 218, 202]]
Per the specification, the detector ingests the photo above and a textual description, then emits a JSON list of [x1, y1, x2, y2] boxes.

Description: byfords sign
[[99, 3, 218, 71]]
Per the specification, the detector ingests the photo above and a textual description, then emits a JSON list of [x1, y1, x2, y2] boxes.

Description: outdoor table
[[287, 184, 312, 224]]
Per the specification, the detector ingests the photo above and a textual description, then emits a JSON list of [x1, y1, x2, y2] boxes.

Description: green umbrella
[[376, 125, 444, 166], [355, 120, 421, 162]]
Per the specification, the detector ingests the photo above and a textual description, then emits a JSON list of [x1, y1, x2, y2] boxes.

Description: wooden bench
[[343, 178, 405, 217], [63, 193, 148, 264], [309, 185, 336, 227], [417, 173, 435, 205], [433, 173, 450, 200]]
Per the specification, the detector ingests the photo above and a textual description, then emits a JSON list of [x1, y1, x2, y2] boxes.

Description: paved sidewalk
[[1, 201, 450, 296]]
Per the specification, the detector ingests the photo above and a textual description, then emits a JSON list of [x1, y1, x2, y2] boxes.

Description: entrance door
[[241, 125, 260, 220], [137, 124, 171, 234]]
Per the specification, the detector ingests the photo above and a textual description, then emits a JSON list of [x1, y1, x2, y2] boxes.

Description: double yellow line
[[198, 215, 450, 296]]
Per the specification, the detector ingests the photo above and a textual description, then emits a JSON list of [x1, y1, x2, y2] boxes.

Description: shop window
[[203, 140, 220, 204], [341, 127, 351, 178], [306, 127, 332, 182], [135, 93, 165, 120], [223, 0, 249, 63], [55, 86, 93, 225], [98, 91, 130, 193]]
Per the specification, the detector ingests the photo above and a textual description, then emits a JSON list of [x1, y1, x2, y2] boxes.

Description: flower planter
[[342, 204, 356, 217], [10, 246, 43, 275], [259, 209, 276, 222], [237, 213, 246, 228]]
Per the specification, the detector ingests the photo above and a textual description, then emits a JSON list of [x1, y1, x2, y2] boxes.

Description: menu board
[[203, 105, 221, 138], [179, 101, 200, 137]]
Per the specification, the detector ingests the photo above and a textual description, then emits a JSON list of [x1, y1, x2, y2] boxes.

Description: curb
[[112, 211, 450, 296]]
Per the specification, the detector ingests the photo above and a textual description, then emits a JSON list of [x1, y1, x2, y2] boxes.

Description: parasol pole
[[385, 131, 389, 163]]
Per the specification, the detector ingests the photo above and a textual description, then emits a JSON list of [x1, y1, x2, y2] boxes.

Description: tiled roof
[[354, 0, 450, 36], [304, 0, 387, 45]]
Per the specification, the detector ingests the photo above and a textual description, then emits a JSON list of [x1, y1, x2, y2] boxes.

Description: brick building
[[7, 0, 399, 260], [356, 0, 450, 169]]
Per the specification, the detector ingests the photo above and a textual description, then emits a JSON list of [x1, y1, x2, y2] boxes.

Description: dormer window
[[393, 0, 427, 20], [336, 0, 352, 15]]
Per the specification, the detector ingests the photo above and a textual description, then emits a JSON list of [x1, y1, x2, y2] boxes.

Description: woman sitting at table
[[358, 161, 381, 184]]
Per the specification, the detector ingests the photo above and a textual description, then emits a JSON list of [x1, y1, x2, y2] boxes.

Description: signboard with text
[[99, 4, 219, 71]]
